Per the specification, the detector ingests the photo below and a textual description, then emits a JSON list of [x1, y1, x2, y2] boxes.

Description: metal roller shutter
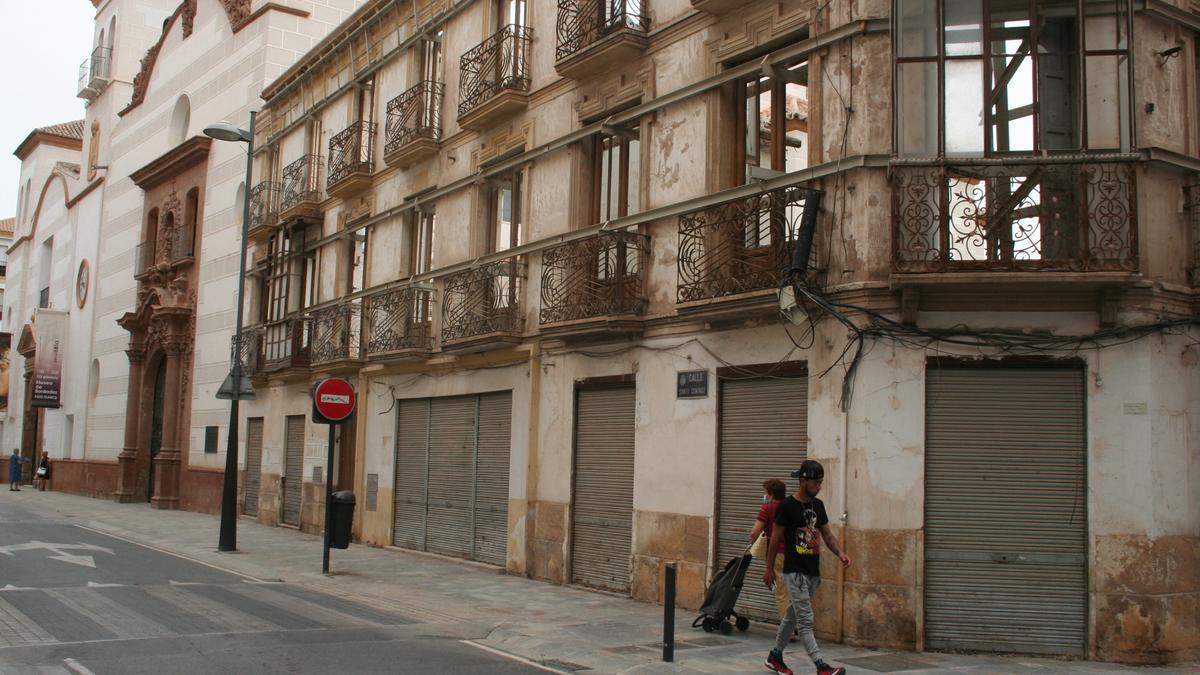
[[571, 386, 636, 593], [426, 396, 476, 558], [282, 415, 305, 527], [243, 418, 264, 517], [925, 367, 1087, 657], [474, 391, 512, 566], [717, 376, 808, 621], [393, 399, 429, 550]]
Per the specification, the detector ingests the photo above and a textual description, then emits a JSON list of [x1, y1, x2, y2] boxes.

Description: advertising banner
[[0, 332, 10, 413], [31, 309, 67, 409]]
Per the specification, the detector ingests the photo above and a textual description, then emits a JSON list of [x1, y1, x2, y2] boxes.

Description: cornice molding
[[14, 131, 83, 160], [129, 136, 212, 190]]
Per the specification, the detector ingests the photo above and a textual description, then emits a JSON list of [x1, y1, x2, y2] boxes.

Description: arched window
[[107, 16, 116, 51], [170, 95, 191, 146], [183, 188, 199, 258], [141, 207, 159, 274]]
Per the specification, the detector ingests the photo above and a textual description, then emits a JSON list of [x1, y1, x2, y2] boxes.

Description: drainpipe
[[523, 343, 541, 578], [837, 392, 850, 643]]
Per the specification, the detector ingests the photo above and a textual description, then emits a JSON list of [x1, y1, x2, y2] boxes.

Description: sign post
[[311, 377, 356, 574]]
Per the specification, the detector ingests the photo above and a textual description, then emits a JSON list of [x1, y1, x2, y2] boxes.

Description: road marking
[[86, 582, 124, 588], [0, 542, 114, 568], [1, 585, 35, 591], [62, 658, 96, 675], [72, 525, 265, 582], [459, 640, 571, 674]]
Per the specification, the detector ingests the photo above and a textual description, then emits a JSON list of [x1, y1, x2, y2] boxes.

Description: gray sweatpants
[[773, 572, 823, 663]]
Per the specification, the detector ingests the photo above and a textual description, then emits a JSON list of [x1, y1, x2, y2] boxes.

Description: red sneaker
[[816, 661, 846, 675], [764, 650, 793, 674]]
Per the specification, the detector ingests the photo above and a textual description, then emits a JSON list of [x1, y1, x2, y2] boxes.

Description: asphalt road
[[0, 500, 543, 674]]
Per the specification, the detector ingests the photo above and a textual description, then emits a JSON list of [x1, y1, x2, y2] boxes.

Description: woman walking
[[34, 452, 51, 491], [8, 448, 29, 491]]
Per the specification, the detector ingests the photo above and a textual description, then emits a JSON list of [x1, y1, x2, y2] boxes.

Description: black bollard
[[663, 564, 676, 662]]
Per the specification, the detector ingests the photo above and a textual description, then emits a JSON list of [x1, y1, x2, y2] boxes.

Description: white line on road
[[72, 524, 265, 582], [63, 658, 96, 675], [459, 641, 570, 675]]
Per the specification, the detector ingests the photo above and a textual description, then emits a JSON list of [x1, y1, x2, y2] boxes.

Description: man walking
[[9, 448, 29, 491], [762, 459, 850, 675]]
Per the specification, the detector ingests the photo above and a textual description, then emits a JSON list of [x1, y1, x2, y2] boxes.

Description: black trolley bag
[[691, 546, 753, 635]]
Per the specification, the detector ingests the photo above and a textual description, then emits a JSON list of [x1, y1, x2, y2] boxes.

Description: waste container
[[329, 490, 355, 549]]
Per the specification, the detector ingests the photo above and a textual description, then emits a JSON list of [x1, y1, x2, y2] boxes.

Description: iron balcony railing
[[555, 0, 649, 62], [279, 155, 322, 213], [677, 184, 815, 303], [540, 229, 649, 324], [77, 46, 112, 97], [135, 240, 157, 276], [441, 257, 524, 343], [232, 327, 264, 377], [385, 80, 443, 156], [364, 286, 435, 356], [248, 181, 280, 231], [309, 303, 363, 364], [458, 24, 533, 119], [261, 317, 311, 368], [169, 225, 195, 261], [327, 122, 376, 187], [892, 160, 1138, 273]]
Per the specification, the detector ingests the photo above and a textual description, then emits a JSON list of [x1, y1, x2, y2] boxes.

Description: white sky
[[0, 3, 96, 218]]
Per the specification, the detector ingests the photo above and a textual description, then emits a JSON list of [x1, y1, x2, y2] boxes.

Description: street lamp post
[[208, 113, 257, 553]]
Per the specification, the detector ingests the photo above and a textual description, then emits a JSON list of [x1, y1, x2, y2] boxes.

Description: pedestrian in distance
[[8, 448, 30, 491], [762, 459, 851, 675], [34, 451, 51, 491], [750, 478, 791, 624]]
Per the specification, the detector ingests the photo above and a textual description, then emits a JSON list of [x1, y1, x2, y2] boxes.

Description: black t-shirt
[[774, 495, 828, 576]]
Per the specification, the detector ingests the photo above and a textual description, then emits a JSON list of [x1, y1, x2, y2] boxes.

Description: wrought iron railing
[[310, 303, 363, 364], [77, 46, 111, 95], [441, 258, 524, 343], [135, 240, 157, 276], [458, 25, 533, 119], [327, 122, 376, 187], [169, 225, 195, 261], [677, 185, 815, 303], [556, 0, 649, 62], [364, 287, 434, 355], [540, 230, 649, 324], [1188, 180, 1200, 284], [261, 317, 311, 368], [280, 155, 322, 213], [385, 81, 443, 156], [248, 181, 280, 231], [892, 160, 1138, 273], [232, 327, 264, 376]]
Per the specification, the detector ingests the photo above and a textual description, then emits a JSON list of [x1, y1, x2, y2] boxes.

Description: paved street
[[0, 498, 540, 674], [2, 490, 1198, 674]]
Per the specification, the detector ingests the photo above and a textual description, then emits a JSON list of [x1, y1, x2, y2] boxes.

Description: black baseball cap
[[791, 460, 824, 481]]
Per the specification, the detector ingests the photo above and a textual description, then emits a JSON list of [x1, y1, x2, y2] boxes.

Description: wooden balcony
[[539, 229, 648, 340], [457, 25, 533, 131], [279, 155, 323, 223], [326, 122, 376, 200], [676, 184, 816, 320], [440, 257, 524, 352], [555, 0, 648, 80], [256, 318, 311, 379], [309, 303, 363, 374], [384, 81, 443, 168], [363, 286, 434, 361]]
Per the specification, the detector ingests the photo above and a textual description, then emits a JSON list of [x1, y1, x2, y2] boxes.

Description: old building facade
[[238, 0, 1200, 665]]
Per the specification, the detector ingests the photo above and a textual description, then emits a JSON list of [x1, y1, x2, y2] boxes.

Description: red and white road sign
[[312, 378, 356, 422]]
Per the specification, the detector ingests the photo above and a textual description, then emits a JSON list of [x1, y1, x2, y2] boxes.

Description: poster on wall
[[0, 332, 10, 414], [31, 309, 67, 409]]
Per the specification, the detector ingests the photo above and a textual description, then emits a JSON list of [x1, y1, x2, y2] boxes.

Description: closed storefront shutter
[[243, 418, 264, 517], [426, 396, 476, 558], [571, 386, 636, 593], [717, 375, 808, 621], [925, 367, 1087, 657], [475, 391, 512, 567], [391, 392, 511, 566], [282, 415, 305, 526], [393, 399, 429, 550]]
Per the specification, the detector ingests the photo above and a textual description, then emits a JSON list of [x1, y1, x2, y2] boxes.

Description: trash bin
[[329, 490, 355, 549]]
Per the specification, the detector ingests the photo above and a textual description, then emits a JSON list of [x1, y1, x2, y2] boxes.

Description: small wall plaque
[[366, 473, 378, 511], [677, 370, 709, 399]]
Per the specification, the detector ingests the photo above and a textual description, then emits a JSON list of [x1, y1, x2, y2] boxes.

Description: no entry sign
[[312, 377, 356, 423]]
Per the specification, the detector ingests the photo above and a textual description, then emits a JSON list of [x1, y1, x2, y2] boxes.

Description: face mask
[[762, 494, 770, 503]]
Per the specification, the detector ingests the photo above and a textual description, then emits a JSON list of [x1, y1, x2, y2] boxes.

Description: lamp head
[[203, 121, 251, 143]]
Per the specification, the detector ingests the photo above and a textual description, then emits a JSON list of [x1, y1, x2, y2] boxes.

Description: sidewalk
[[9, 490, 1195, 675]]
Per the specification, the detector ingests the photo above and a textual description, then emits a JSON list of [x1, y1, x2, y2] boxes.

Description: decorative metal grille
[[677, 185, 814, 303], [280, 155, 322, 213], [310, 303, 363, 364], [892, 161, 1137, 273], [385, 81, 443, 156], [327, 122, 376, 187], [458, 25, 533, 119], [135, 241, 156, 276], [555, 0, 648, 62], [232, 327, 264, 376], [540, 230, 648, 324], [248, 181, 280, 231], [262, 318, 310, 368], [441, 258, 524, 343], [364, 287, 434, 355]]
